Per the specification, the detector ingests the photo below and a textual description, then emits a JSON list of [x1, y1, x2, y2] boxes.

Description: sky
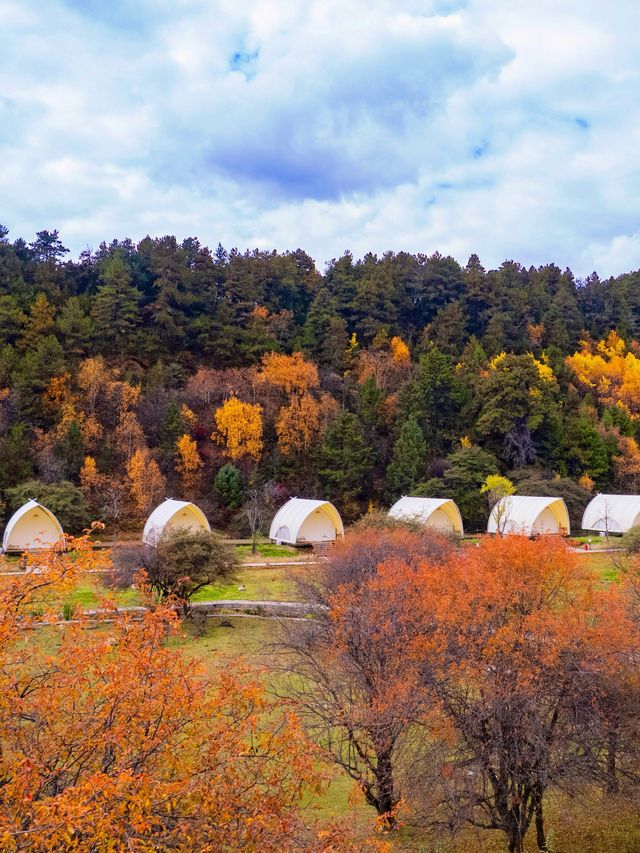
[[1, 0, 639, 277]]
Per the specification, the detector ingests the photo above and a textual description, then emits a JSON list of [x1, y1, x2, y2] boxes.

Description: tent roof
[[2, 500, 64, 551], [269, 498, 344, 543], [581, 493, 640, 533], [142, 499, 211, 546], [487, 495, 570, 535], [388, 496, 464, 535]]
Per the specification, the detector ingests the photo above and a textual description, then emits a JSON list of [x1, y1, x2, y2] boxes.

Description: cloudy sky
[[1, 0, 639, 276]]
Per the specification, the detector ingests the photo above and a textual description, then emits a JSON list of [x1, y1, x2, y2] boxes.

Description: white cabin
[[388, 496, 464, 537], [142, 499, 211, 546], [269, 498, 344, 546], [581, 493, 640, 534], [2, 500, 64, 552], [487, 495, 570, 536]]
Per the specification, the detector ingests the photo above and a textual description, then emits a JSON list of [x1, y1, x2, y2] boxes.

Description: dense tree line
[[2, 224, 640, 531]]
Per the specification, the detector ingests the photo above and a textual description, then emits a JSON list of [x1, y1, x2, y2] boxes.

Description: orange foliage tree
[[259, 351, 337, 458], [0, 541, 343, 851], [613, 434, 640, 490], [282, 532, 640, 851], [260, 351, 319, 394], [213, 396, 263, 462], [279, 527, 455, 825], [374, 536, 640, 852]]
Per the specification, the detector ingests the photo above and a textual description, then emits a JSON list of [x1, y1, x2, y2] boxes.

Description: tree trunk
[[506, 807, 525, 853], [535, 799, 548, 851], [374, 750, 397, 828], [606, 727, 619, 794]]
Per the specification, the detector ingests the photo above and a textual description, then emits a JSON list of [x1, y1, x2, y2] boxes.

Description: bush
[[110, 529, 239, 610], [621, 525, 640, 554]]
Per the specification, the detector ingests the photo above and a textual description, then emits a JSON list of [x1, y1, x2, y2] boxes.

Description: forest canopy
[[1, 224, 639, 531]]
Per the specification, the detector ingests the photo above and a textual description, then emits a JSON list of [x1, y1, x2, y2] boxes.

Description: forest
[[1, 224, 640, 534]]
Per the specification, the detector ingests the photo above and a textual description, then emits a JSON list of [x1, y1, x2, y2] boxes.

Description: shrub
[[621, 525, 640, 554], [110, 529, 239, 611]]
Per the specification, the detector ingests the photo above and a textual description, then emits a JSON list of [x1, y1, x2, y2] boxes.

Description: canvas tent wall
[[2, 500, 64, 552], [487, 495, 570, 536], [581, 493, 640, 534], [269, 498, 344, 546], [142, 499, 211, 546], [388, 496, 464, 536]]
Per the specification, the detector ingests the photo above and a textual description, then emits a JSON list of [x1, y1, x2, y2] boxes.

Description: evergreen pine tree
[[92, 253, 141, 350], [318, 411, 373, 503], [386, 416, 428, 497]]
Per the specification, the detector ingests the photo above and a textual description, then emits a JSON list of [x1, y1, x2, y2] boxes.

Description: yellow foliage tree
[[275, 393, 328, 457], [566, 332, 640, 416], [175, 433, 203, 490], [614, 435, 640, 491], [80, 455, 100, 491], [578, 473, 595, 493], [389, 336, 410, 364], [43, 373, 72, 416], [127, 447, 166, 515], [180, 403, 197, 429], [214, 396, 263, 462], [77, 356, 109, 415]]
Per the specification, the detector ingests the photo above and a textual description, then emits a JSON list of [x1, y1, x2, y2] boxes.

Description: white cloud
[[1, 0, 639, 277]]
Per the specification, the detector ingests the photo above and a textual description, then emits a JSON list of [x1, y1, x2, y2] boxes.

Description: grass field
[[57, 563, 307, 613]]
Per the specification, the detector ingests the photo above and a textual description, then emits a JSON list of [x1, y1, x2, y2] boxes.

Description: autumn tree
[[394, 537, 640, 852], [481, 473, 515, 534], [175, 432, 203, 491], [214, 396, 263, 463], [613, 434, 640, 491], [275, 392, 338, 458], [260, 350, 320, 394], [0, 540, 335, 851], [126, 446, 166, 515], [566, 331, 640, 416], [278, 527, 455, 825]]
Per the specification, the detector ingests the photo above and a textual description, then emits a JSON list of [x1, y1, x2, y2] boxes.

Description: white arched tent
[[487, 495, 570, 536], [269, 498, 344, 546], [142, 499, 211, 546], [581, 493, 640, 534], [2, 500, 64, 552], [388, 496, 464, 537]]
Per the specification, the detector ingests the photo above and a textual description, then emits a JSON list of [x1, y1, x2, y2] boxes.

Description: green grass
[[64, 579, 140, 609], [191, 565, 304, 602], [171, 615, 279, 667], [51, 564, 308, 612], [576, 550, 625, 584], [235, 543, 300, 559]]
